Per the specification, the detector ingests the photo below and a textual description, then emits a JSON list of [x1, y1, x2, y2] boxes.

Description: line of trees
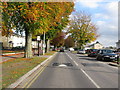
[[2, 2, 74, 58]]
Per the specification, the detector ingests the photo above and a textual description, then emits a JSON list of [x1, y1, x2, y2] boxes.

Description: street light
[[37, 36, 41, 56]]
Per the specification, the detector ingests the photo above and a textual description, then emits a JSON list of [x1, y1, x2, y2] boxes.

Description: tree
[[2, 2, 74, 58], [68, 12, 99, 49], [43, 2, 74, 52], [64, 36, 75, 48], [51, 31, 65, 48]]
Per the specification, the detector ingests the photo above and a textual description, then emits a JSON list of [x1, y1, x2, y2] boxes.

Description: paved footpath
[[1, 52, 53, 63], [0, 53, 24, 63]]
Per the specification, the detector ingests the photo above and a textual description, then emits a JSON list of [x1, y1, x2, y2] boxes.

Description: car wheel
[[96, 57, 99, 60], [101, 57, 104, 61]]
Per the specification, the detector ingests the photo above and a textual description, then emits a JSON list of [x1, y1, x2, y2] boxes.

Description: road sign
[[37, 36, 41, 41]]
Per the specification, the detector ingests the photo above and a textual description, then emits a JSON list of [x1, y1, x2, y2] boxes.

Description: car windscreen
[[91, 49, 97, 52], [103, 50, 113, 53]]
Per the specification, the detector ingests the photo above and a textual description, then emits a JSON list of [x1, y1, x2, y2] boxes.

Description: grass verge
[[45, 51, 56, 55], [2, 51, 55, 88]]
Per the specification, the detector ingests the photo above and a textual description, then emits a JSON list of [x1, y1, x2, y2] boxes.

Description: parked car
[[77, 49, 86, 54], [69, 48, 74, 51], [96, 49, 119, 61], [87, 49, 98, 57], [85, 49, 90, 54], [60, 48, 64, 52]]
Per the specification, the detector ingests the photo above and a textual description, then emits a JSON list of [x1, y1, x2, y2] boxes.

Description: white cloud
[[106, 2, 118, 12], [105, 2, 118, 21], [96, 20, 118, 33], [96, 21, 105, 26], [96, 35, 118, 47], [76, 0, 104, 8], [94, 13, 109, 19]]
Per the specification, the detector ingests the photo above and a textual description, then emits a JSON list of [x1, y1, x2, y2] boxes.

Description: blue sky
[[72, 0, 119, 47]]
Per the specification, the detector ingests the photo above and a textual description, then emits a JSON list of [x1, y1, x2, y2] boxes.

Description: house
[[87, 41, 103, 49], [1, 32, 44, 53], [2, 33, 25, 49], [116, 40, 120, 49]]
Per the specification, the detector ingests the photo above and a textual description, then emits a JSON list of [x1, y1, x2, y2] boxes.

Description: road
[[20, 51, 118, 88]]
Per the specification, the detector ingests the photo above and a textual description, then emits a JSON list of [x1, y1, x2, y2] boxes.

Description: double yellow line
[[22, 57, 53, 89]]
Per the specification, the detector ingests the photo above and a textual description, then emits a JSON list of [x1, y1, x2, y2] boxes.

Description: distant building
[[116, 40, 120, 49], [87, 41, 103, 49]]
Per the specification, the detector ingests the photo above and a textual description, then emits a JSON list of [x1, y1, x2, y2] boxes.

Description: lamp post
[[37, 36, 41, 56]]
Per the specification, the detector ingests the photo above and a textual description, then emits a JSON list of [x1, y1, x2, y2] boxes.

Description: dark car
[[60, 48, 64, 52], [96, 49, 119, 61], [87, 49, 98, 57]]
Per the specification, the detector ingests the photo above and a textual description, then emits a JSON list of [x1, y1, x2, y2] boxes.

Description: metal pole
[[43, 31, 45, 55], [38, 41, 40, 56]]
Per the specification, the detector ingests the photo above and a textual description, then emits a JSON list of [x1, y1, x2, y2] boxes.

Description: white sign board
[[43, 44, 46, 48], [37, 36, 41, 41]]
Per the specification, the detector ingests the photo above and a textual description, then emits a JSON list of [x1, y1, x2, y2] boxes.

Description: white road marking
[[66, 53, 78, 66], [58, 64, 67, 67], [66, 52, 101, 88], [80, 68, 100, 88], [73, 61, 78, 66]]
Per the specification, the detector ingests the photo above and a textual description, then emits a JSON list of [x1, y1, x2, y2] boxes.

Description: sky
[[72, 0, 119, 47]]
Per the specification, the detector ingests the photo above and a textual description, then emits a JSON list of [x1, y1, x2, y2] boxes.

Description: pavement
[[108, 62, 120, 67], [1, 52, 51, 63], [0, 52, 24, 63], [11, 51, 118, 88]]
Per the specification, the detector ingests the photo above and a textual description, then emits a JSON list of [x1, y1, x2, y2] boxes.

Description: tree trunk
[[24, 30, 33, 58], [46, 39, 50, 53]]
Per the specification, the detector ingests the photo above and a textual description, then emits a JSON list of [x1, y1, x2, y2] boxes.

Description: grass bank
[[2, 51, 56, 88]]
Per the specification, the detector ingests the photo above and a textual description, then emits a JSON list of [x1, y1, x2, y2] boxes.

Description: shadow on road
[[39, 64, 118, 74]]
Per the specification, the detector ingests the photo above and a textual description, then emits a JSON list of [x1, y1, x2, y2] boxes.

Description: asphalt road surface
[[21, 51, 118, 88]]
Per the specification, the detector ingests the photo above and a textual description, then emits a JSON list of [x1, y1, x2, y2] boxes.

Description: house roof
[[88, 41, 103, 47]]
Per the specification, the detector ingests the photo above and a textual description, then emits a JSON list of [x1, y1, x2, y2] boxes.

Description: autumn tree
[[2, 2, 74, 58], [51, 31, 65, 48], [68, 12, 99, 49], [64, 36, 75, 48], [40, 2, 74, 52]]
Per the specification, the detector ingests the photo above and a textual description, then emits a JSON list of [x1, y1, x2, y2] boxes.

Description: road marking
[[26, 66, 46, 88], [66, 52, 100, 88], [80, 68, 100, 88], [66, 53, 78, 66], [73, 61, 78, 66], [58, 64, 67, 67], [22, 56, 53, 88], [22, 66, 45, 88]]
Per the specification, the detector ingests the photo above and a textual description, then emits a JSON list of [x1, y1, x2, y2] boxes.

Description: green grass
[[2, 57, 47, 88], [71, 51, 77, 54], [45, 51, 56, 55], [2, 51, 56, 88]]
